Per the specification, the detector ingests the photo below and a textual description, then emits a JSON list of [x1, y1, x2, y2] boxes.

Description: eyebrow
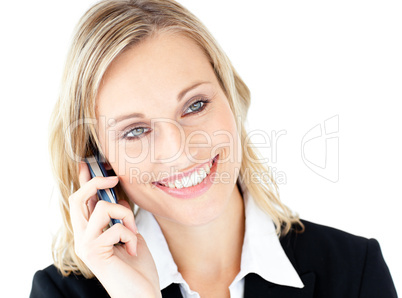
[[108, 81, 211, 126]]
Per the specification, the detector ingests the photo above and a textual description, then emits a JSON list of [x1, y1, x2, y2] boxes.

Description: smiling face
[[95, 31, 242, 226]]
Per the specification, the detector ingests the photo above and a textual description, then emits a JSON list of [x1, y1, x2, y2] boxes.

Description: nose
[[152, 119, 186, 163]]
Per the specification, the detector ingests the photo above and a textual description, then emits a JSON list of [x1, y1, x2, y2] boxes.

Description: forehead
[[96, 31, 217, 118]]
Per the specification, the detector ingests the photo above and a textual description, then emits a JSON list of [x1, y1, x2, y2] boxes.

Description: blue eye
[[183, 98, 210, 115], [123, 98, 211, 141], [124, 127, 150, 139]]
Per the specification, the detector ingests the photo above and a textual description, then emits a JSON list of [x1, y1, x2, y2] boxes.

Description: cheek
[[107, 141, 151, 177], [210, 107, 241, 162], [118, 161, 161, 190], [118, 175, 155, 209], [116, 162, 158, 206]]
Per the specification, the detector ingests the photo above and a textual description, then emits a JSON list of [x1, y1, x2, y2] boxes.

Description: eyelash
[[121, 98, 211, 141]]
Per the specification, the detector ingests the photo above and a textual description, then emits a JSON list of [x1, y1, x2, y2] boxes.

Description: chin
[[154, 185, 233, 227]]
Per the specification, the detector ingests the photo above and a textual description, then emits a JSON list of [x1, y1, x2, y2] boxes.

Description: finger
[[97, 223, 138, 256], [87, 196, 98, 216], [78, 161, 91, 187], [69, 176, 119, 232], [117, 200, 137, 234], [74, 176, 119, 208], [86, 200, 138, 239], [78, 162, 97, 218]]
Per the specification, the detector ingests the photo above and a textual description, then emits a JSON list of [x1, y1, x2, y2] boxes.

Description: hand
[[68, 162, 161, 298]]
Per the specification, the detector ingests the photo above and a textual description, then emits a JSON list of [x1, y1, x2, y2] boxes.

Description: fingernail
[[106, 176, 118, 179]]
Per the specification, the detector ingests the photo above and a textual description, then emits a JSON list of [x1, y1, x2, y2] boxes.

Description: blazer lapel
[[161, 283, 183, 298], [244, 271, 315, 298], [161, 272, 315, 298], [243, 226, 316, 298]]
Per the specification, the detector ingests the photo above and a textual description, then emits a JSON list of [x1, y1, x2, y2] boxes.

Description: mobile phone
[[84, 148, 123, 227]]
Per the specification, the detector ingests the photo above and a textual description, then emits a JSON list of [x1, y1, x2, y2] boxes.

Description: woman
[[30, 0, 397, 297]]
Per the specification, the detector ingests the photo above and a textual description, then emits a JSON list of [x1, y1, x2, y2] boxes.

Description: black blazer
[[30, 220, 398, 298]]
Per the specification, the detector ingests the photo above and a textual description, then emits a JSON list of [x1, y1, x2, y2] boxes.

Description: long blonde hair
[[49, 0, 303, 278]]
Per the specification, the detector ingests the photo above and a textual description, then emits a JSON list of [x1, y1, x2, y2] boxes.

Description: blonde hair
[[49, 0, 303, 278]]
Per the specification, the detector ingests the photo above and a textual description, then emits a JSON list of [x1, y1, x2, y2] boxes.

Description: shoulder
[[279, 219, 397, 297], [30, 264, 109, 298], [287, 219, 371, 252], [282, 219, 380, 268]]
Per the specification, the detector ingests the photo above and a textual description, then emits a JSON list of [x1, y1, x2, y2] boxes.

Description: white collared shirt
[[135, 182, 304, 297]]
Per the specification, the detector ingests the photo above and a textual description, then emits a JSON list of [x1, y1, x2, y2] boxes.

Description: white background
[[1, 0, 400, 296]]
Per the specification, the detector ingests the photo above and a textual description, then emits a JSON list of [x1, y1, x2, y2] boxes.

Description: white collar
[[135, 181, 304, 291]]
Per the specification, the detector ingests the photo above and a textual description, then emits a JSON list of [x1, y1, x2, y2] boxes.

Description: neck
[[155, 185, 245, 281]]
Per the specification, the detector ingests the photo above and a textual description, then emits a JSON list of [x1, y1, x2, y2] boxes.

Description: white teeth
[[174, 180, 184, 189], [204, 164, 210, 174], [182, 175, 193, 188], [190, 173, 198, 186], [198, 168, 206, 177], [198, 169, 206, 179], [160, 160, 213, 189]]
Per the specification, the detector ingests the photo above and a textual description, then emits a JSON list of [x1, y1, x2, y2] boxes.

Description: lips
[[153, 153, 220, 199], [152, 154, 219, 187]]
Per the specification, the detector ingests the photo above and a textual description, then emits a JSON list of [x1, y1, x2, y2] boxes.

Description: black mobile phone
[[84, 147, 123, 227]]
